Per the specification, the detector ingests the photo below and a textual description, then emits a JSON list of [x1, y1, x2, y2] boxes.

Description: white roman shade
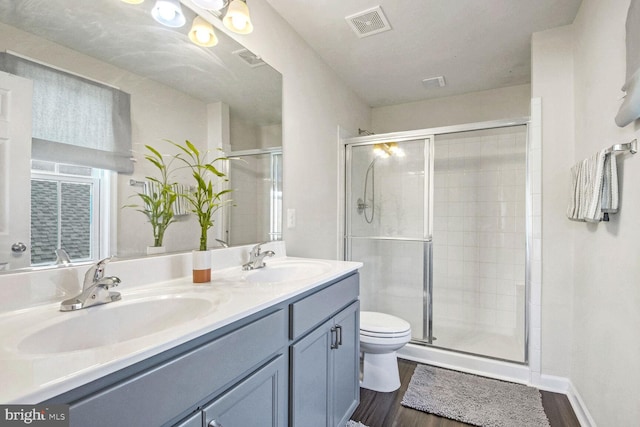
[[0, 52, 133, 173], [615, 0, 640, 127]]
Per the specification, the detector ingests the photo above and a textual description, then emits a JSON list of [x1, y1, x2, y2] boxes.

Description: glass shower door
[[430, 126, 527, 362], [345, 124, 528, 363], [227, 150, 282, 246], [345, 138, 433, 342]]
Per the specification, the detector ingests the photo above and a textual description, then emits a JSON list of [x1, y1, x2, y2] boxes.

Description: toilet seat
[[360, 311, 411, 337]]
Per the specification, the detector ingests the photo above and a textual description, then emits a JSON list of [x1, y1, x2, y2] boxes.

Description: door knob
[[11, 242, 27, 253]]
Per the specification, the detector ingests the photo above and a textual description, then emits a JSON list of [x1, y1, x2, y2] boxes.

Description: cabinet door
[[203, 354, 287, 427], [331, 302, 360, 427], [290, 318, 333, 427], [173, 411, 202, 427]]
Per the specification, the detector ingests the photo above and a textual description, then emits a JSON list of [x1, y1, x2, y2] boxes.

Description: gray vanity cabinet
[[48, 272, 359, 427], [202, 354, 287, 427], [290, 301, 360, 427]]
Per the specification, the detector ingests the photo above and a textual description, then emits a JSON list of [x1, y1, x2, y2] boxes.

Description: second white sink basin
[[18, 295, 219, 354], [245, 260, 332, 283]]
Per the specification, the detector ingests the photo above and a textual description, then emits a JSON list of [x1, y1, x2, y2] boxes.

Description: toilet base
[[360, 351, 400, 392]]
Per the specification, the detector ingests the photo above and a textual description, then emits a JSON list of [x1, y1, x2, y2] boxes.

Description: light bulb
[[189, 16, 218, 47], [158, 6, 176, 21], [152, 0, 186, 27], [231, 15, 248, 30], [223, 0, 253, 34], [195, 28, 210, 44]]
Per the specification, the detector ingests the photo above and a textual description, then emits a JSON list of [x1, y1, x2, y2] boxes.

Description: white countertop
[[0, 256, 361, 403]]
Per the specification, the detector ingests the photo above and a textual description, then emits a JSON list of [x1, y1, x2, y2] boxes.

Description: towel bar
[[605, 139, 637, 154]]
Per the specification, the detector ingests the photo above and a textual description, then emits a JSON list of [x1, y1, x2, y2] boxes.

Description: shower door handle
[[336, 325, 342, 346]]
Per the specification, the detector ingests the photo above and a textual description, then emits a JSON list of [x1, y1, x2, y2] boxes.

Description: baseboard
[[536, 374, 596, 427], [566, 381, 597, 427]]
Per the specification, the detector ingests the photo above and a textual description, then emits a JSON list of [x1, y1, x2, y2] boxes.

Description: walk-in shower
[[345, 121, 528, 363]]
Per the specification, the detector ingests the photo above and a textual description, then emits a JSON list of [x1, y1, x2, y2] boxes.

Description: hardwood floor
[[351, 359, 581, 427]]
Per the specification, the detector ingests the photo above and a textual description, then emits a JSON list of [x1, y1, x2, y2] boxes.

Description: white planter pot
[[192, 250, 211, 283], [146, 246, 166, 255]]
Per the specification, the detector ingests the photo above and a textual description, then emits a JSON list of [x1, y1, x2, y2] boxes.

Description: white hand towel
[[601, 152, 619, 214], [567, 149, 609, 222], [584, 149, 606, 222], [567, 160, 582, 220]]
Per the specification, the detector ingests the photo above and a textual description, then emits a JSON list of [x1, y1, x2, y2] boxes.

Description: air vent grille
[[422, 76, 446, 89], [233, 48, 266, 68], [345, 6, 392, 38]]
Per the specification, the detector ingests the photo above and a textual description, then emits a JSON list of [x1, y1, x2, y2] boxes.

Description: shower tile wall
[[432, 127, 526, 345]]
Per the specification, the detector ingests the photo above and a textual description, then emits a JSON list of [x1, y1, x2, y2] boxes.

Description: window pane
[[31, 180, 59, 264], [60, 182, 92, 261]]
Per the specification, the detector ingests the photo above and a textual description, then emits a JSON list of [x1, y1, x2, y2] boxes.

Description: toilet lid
[[360, 311, 411, 335]]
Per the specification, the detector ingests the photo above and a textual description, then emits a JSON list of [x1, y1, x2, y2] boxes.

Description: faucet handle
[[83, 257, 113, 288], [250, 243, 261, 257]]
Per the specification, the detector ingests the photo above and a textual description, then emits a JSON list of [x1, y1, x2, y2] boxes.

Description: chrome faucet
[[60, 257, 122, 311], [55, 248, 71, 265], [242, 243, 275, 271]]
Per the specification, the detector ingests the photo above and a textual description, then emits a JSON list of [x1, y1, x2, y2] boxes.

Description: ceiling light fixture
[[151, 0, 186, 28], [189, 16, 218, 47], [223, 0, 253, 34], [121, 0, 144, 4], [373, 142, 404, 158], [191, 0, 229, 10]]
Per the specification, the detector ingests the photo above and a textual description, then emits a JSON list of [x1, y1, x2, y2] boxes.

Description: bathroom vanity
[[0, 245, 361, 427]]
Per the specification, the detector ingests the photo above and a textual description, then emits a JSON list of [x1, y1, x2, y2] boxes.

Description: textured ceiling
[[265, 0, 582, 107]]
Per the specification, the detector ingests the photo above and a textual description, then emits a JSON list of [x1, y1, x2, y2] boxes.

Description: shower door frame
[[343, 117, 531, 363], [224, 147, 283, 245]]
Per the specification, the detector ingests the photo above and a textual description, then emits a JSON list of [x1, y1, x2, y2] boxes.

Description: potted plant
[[171, 139, 232, 283], [125, 145, 178, 255]]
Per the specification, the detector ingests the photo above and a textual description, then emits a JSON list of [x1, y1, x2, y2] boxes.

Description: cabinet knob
[[209, 420, 223, 427]]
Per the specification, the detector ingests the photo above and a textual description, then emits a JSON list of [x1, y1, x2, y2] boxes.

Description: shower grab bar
[[604, 139, 637, 154]]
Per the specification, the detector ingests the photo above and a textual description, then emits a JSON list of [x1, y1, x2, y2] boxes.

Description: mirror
[[0, 0, 283, 272]]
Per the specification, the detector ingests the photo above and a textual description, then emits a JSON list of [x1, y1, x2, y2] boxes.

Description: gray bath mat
[[401, 365, 550, 427]]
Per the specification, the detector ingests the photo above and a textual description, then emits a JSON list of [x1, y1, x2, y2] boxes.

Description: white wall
[[533, 0, 640, 424], [571, 0, 640, 424], [371, 84, 531, 133], [531, 25, 576, 379], [217, 0, 372, 259]]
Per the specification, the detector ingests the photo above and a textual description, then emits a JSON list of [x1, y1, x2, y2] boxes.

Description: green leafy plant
[[125, 145, 178, 247], [170, 139, 233, 251]]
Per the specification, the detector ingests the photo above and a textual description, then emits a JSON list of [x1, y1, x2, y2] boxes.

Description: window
[[30, 161, 108, 266]]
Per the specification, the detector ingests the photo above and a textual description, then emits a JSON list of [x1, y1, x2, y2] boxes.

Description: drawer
[[69, 309, 288, 427], [290, 273, 359, 340]]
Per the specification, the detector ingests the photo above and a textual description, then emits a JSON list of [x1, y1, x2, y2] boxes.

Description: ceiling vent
[[233, 48, 266, 68], [345, 6, 392, 38], [422, 76, 446, 89]]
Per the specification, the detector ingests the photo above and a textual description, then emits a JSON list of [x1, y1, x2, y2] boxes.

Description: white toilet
[[359, 311, 412, 392]]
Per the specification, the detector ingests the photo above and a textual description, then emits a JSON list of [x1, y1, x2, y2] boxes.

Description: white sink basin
[[18, 295, 218, 354], [245, 260, 332, 283]]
